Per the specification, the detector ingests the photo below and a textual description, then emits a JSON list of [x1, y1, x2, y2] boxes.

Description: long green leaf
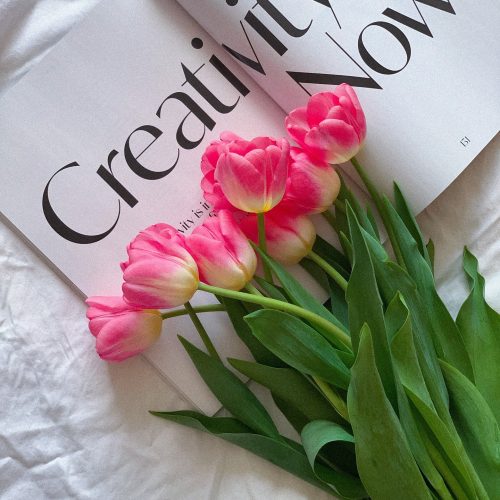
[[347, 325, 431, 500], [337, 172, 379, 241], [361, 229, 450, 419], [179, 336, 281, 440], [405, 386, 488, 500], [245, 310, 350, 389], [389, 295, 434, 411], [393, 183, 432, 269], [386, 295, 453, 499], [383, 196, 473, 380], [150, 410, 336, 496], [456, 248, 500, 422], [217, 296, 284, 367], [440, 360, 500, 498], [346, 204, 397, 408], [301, 421, 367, 499], [228, 358, 344, 427]]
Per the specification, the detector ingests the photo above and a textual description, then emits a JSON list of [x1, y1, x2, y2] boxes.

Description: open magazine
[[0, 0, 498, 414]]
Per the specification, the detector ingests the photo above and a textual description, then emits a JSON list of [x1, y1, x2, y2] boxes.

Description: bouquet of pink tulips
[[86, 85, 500, 499]]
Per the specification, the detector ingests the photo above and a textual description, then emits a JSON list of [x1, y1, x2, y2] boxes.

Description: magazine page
[[0, 0, 289, 414], [177, 0, 500, 213]]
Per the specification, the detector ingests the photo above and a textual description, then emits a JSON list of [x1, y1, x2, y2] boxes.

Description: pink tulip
[[285, 84, 366, 164], [121, 224, 199, 309], [202, 133, 290, 213], [279, 147, 341, 215], [240, 209, 316, 265], [86, 296, 162, 362], [186, 210, 257, 290], [201, 132, 244, 212]]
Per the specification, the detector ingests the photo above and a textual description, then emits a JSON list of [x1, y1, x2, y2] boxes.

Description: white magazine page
[[0, 0, 288, 414], [178, 0, 500, 213]]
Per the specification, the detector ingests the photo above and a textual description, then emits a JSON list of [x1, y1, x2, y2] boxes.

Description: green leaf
[[388, 295, 434, 410], [347, 325, 431, 500], [301, 421, 367, 499], [229, 358, 345, 428], [426, 239, 435, 274], [361, 229, 450, 419], [346, 204, 397, 408], [253, 245, 349, 350], [382, 197, 473, 380], [312, 234, 351, 279], [179, 336, 281, 439], [300, 257, 349, 329], [245, 309, 351, 389], [253, 276, 289, 302], [385, 294, 453, 499], [405, 386, 487, 500], [393, 182, 432, 269], [150, 410, 336, 496], [337, 173, 378, 241], [217, 296, 284, 367], [328, 277, 349, 329], [365, 205, 380, 241], [339, 232, 353, 265], [440, 360, 500, 498], [300, 258, 330, 294], [456, 248, 500, 422]]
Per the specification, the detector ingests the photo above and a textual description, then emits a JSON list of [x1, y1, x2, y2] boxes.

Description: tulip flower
[[279, 147, 341, 215], [240, 208, 316, 265], [202, 133, 290, 213], [121, 224, 199, 309], [86, 296, 162, 362], [201, 132, 244, 212], [285, 83, 366, 164], [185, 210, 257, 290]]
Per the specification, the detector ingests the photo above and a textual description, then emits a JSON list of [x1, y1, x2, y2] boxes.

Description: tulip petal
[[285, 106, 309, 146], [216, 152, 267, 212], [306, 92, 340, 128], [306, 120, 361, 164]]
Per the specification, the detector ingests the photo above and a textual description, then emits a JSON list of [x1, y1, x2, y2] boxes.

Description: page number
[[460, 136, 471, 148]]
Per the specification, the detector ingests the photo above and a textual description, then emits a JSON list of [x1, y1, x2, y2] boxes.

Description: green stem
[[350, 156, 406, 266], [184, 301, 222, 362], [314, 377, 350, 422], [198, 282, 352, 351], [161, 304, 225, 320], [308, 251, 348, 292], [257, 212, 273, 283]]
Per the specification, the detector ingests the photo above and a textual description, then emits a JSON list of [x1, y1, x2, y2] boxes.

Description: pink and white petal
[[306, 92, 339, 128], [216, 152, 266, 212], [306, 120, 361, 164], [285, 107, 309, 146]]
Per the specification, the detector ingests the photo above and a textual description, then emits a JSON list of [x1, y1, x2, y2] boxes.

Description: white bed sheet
[[0, 2, 498, 499]]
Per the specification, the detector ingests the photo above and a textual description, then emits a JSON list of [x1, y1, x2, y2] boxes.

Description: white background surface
[[0, 1, 498, 499]]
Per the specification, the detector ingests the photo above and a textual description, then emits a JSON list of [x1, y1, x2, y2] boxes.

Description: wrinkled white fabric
[[0, 2, 498, 499]]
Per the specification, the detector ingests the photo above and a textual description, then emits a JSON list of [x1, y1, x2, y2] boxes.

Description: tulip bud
[[280, 147, 341, 215], [121, 224, 199, 309], [240, 209, 316, 265], [202, 133, 290, 213], [285, 84, 366, 164], [186, 210, 257, 290], [86, 296, 162, 362]]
